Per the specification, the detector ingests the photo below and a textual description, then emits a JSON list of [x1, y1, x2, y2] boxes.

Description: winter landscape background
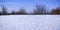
[[0, 0, 60, 30], [0, 15, 60, 30]]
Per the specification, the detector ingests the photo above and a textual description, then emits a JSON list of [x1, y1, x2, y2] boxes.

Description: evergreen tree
[[11, 10, 16, 15], [0, 11, 2, 15], [16, 8, 27, 15], [2, 5, 7, 15]]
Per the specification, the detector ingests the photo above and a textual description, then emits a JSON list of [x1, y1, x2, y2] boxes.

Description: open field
[[0, 15, 60, 30]]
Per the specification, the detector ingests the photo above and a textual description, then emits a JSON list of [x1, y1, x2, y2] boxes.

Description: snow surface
[[0, 15, 60, 30]]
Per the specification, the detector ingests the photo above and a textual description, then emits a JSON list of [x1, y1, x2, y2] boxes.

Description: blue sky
[[0, 0, 60, 12]]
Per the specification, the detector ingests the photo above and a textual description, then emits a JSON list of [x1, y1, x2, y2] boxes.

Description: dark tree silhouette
[[2, 5, 7, 15], [11, 10, 16, 15], [16, 8, 27, 15], [0, 11, 2, 15], [33, 5, 47, 14], [0, 5, 60, 15], [51, 7, 60, 14]]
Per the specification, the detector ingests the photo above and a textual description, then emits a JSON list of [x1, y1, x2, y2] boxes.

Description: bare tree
[[33, 4, 47, 14]]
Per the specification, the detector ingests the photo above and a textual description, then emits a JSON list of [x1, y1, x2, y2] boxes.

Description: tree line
[[0, 5, 60, 15]]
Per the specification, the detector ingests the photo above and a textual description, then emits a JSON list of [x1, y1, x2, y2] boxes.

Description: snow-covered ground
[[0, 15, 60, 30]]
